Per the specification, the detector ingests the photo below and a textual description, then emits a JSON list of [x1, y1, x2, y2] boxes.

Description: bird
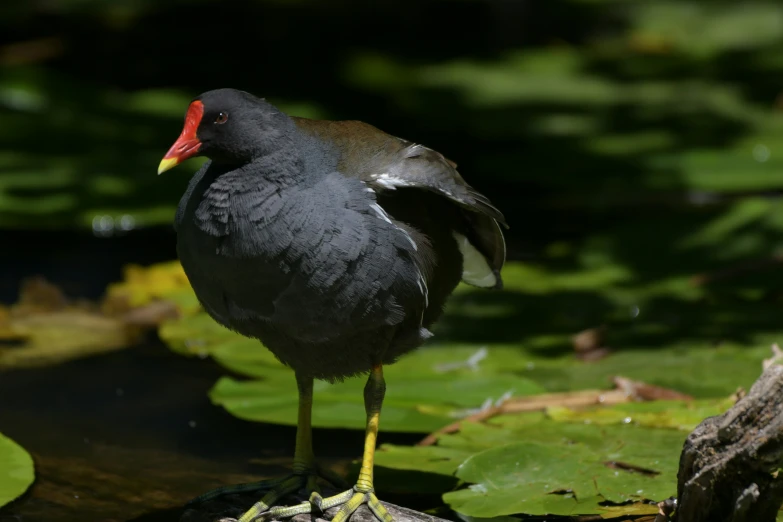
[[157, 88, 507, 522]]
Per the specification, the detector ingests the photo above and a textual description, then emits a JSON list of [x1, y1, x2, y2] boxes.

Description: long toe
[[331, 491, 393, 522], [259, 488, 394, 522], [237, 475, 305, 522]]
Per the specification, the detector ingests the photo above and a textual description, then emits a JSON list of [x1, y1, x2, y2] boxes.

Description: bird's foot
[[186, 465, 349, 520], [245, 485, 393, 522]]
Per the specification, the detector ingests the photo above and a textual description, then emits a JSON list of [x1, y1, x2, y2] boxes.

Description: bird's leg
[[190, 373, 347, 521], [260, 364, 393, 522], [331, 363, 393, 522]]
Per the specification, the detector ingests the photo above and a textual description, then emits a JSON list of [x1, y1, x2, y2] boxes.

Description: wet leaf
[[597, 502, 659, 517], [103, 261, 199, 316], [159, 312, 284, 372], [376, 406, 693, 516], [159, 307, 546, 431], [209, 364, 544, 433], [0, 309, 139, 368], [375, 444, 474, 478], [442, 422, 684, 517], [0, 432, 34, 508], [547, 396, 735, 432], [0, 263, 196, 368], [516, 344, 769, 399]]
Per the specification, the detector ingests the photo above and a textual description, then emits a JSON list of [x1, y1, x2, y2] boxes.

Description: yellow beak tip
[[157, 158, 179, 175]]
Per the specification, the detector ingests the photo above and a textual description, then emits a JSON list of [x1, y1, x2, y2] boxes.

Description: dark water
[[0, 228, 428, 522]]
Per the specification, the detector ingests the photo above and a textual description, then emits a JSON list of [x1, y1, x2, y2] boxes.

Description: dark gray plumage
[[171, 88, 506, 381]]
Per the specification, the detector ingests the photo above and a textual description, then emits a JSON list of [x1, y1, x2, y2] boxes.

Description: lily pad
[[444, 425, 683, 517], [155, 250, 772, 433], [209, 360, 544, 433], [0, 262, 199, 369], [375, 400, 721, 517], [103, 261, 200, 315], [0, 432, 34, 508], [0, 308, 140, 368], [0, 277, 144, 368], [160, 304, 546, 432], [547, 396, 735, 432]]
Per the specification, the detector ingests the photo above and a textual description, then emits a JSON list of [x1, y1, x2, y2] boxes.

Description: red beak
[[158, 100, 204, 174]]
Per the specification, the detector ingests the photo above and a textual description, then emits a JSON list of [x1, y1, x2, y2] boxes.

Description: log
[[179, 488, 450, 522], [674, 364, 783, 522]]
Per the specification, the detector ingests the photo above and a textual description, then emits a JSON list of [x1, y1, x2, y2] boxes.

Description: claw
[[331, 491, 366, 522], [367, 493, 394, 522], [309, 491, 324, 513]]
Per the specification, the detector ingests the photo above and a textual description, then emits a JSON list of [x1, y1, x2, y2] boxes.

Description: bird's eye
[[214, 112, 229, 124]]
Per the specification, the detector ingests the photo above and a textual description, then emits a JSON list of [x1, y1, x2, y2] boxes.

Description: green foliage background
[[2, 0, 783, 518]]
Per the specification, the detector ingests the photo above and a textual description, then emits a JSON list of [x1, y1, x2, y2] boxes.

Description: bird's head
[[157, 88, 287, 174]]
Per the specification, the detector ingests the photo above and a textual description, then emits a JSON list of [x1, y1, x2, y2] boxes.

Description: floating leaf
[[443, 423, 684, 517], [376, 406, 694, 516], [516, 345, 769, 399], [0, 309, 139, 368], [547, 396, 735, 431], [103, 261, 199, 316], [159, 305, 546, 432], [0, 276, 146, 368], [0, 432, 34, 508], [209, 362, 544, 433], [0, 264, 197, 368], [597, 502, 660, 517], [375, 444, 475, 478], [444, 442, 606, 517]]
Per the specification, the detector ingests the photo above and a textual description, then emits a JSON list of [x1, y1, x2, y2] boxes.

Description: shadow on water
[[0, 228, 431, 522]]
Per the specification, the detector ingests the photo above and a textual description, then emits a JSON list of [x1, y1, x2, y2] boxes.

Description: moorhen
[[158, 88, 507, 522]]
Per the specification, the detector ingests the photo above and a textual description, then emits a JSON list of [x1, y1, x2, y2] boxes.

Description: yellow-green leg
[[257, 365, 393, 522], [189, 373, 346, 520]]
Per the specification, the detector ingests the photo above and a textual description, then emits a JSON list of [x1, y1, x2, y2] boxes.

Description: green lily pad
[[105, 261, 201, 315], [443, 423, 684, 517], [516, 344, 769, 399], [375, 400, 715, 517], [547, 396, 735, 431], [209, 361, 544, 433], [0, 433, 34, 508], [376, 444, 475, 478], [160, 303, 546, 432], [444, 442, 606, 517], [155, 249, 771, 432]]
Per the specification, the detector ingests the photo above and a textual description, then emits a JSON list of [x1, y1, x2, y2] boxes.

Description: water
[[0, 339, 374, 522]]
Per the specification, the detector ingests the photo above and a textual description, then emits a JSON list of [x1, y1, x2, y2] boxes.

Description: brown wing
[[293, 118, 507, 285]]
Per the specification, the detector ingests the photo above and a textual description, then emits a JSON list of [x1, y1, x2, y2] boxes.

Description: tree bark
[[674, 364, 783, 522]]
